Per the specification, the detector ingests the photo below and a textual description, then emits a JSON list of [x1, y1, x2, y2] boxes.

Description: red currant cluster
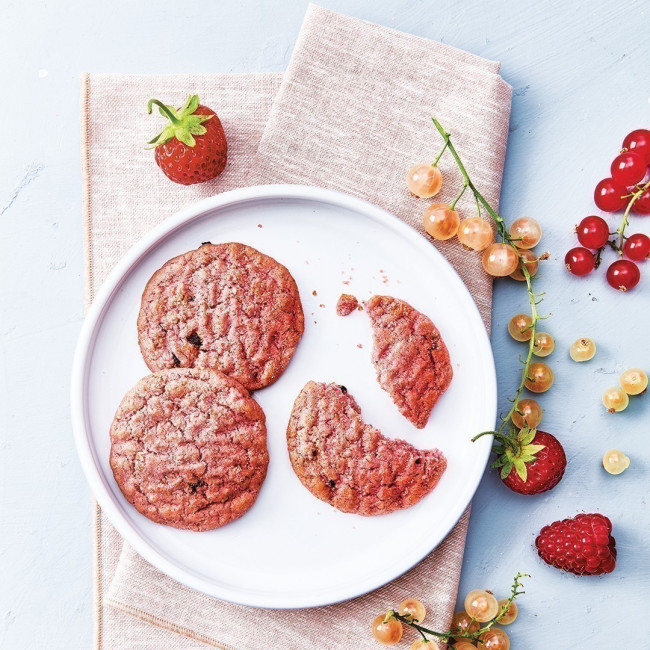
[[565, 129, 650, 291]]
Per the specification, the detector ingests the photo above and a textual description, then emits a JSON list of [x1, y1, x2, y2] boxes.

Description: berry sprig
[[371, 573, 528, 648], [566, 128, 650, 291], [408, 119, 561, 495]]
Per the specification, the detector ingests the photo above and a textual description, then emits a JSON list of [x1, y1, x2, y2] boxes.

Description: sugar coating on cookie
[[336, 293, 359, 316], [287, 381, 446, 515], [110, 368, 268, 531], [137, 243, 304, 391], [365, 295, 452, 429]]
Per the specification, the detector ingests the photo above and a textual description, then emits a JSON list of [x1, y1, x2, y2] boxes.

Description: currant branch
[[388, 573, 528, 645], [613, 179, 650, 252], [430, 118, 544, 436]]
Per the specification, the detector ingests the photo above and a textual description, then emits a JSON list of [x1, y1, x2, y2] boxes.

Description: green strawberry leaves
[[146, 94, 213, 149], [490, 426, 546, 482]]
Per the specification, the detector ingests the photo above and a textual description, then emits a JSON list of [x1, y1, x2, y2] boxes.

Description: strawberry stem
[[146, 94, 213, 149], [147, 99, 180, 124], [473, 430, 519, 452]]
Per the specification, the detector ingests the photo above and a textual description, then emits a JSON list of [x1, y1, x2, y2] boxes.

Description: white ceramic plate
[[71, 185, 496, 608]]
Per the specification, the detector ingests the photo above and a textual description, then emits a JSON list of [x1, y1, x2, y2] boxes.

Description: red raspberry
[[536, 513, 617, 575]]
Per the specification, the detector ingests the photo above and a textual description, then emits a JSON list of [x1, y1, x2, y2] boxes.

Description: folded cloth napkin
[[82, 6, 511, 649]]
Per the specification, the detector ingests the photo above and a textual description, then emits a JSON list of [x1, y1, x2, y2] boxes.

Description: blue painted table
[[1, 0, 648, 647]]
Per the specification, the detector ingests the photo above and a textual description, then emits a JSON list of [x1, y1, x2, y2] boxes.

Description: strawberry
[[147, 94, 227, 185], [490, 428, 566, 495], [536, 513, 617, 575]]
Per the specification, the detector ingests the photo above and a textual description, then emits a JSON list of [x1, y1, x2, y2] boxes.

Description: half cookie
[[138, 242, 304, 391], [287, 381, 446, 515], [110, 368, 268, 531], [365, 295, 452, 428]]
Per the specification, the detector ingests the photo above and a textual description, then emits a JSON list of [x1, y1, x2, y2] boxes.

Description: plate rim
[[71, 183, 496, 608]]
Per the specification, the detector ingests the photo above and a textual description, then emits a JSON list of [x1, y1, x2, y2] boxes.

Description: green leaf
[[146, 94, 212, 149], [146, 125, 176, 149], [492, 454, 509, 469], [175, 128, 196, 147], [513, 458, 528, 482], [496, 452, 510, 466], [182, 94, 200, 114], [188, 124, 208, 136], [500, 462, 513, 479], [526, 444, 546, 453], [519, 427, 535, 446]]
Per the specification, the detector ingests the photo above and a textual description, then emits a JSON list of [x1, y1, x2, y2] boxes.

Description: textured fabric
[[249, 5, 512, 326], [81, 6, 511, 649], [82, 72, 283, 650]]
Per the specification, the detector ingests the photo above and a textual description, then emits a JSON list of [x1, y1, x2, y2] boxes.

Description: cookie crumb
[[319, 303, 326, 308], [357, 343, 363, 349], [312, 290, 318, 296], [336, 293, 359, 316], [257, 224, 263, 228]]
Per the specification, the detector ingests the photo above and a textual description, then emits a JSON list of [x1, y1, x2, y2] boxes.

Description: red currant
[[623, 233, 650, 261], [565, 247, 595, 276], [576, 215, 609, 249], [622, 129, 650, 165], [594, 178, 627, 212], [611, 151, 647, 187], [631, 187, 650, 215], [606, 259, 640, 291]]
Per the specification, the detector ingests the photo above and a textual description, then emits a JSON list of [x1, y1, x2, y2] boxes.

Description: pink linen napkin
[[82, 6, 511, 648]]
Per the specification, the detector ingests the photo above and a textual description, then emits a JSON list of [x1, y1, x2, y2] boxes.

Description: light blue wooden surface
[[1, 0, 648, 647]]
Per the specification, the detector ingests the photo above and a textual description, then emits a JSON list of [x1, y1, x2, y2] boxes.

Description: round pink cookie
[[137, 242, 304, 391], [110, 368, 268, 531]]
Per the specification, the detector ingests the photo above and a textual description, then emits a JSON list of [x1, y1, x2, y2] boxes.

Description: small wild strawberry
[[491, 428, 566, 495], [147, 94, 227, 185]]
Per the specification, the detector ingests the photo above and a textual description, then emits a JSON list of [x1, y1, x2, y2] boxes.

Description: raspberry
[[535, 513, 617, 575]]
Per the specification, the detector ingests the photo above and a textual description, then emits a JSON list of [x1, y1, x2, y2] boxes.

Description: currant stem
[[431, 119, 507, 238], [595, 246, 604, 268], [450, 182, 469, 210], [433, 141, 449, 166], [390, 573, 529, 644], [613, 179, 650, 251], [431, 117, 540, 435]]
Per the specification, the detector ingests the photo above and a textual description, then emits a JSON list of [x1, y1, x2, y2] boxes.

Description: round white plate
[[71, 185, 496, 608]]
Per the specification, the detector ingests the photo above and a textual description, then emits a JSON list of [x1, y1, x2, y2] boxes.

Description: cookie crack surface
[[137, 243, 304, 391], [286, 381, 446, 516], [109, 368, 269, 531], [364, 295, 453, 429]]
